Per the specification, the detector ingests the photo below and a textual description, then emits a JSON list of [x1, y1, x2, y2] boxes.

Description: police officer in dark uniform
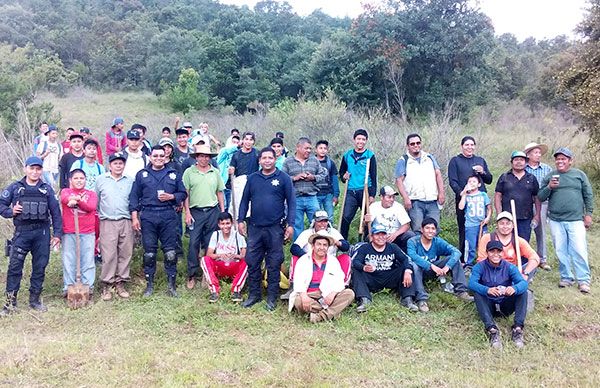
[[0, 156, 62, 315], [129, 145, 187, 297]]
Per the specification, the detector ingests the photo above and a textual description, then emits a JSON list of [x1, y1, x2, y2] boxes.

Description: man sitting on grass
[[469, 240, 528, 349], [407, 218, 473, 313], [289, 230, 355, 323], [351, 220, 418, 313], [201, 212, 247, 303]]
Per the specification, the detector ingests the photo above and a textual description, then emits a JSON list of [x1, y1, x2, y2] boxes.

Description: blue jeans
[[223, 188, 231, 212], [62, 233, 96, 291], [294, 195, 319, 241], [412, 258, 468, 301], [42, 171, 59, 189], [473, 292, 527, 330], [532, 201, 549, 262], [465, 224, 487, 266], [549, 220, 590, 284], [317, 193, 334, 223], [516, 219, 532, 242], [408, 200, 440, 233]]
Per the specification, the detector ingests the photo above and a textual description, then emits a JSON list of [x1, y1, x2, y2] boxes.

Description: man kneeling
[[289, 230, 354, 323], [201, 212, 247, 303], [469, 240, 528, 349]]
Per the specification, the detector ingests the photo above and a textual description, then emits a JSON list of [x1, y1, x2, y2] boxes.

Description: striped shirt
[[526, 163, 552, 190], [282, 155, 326, 196]]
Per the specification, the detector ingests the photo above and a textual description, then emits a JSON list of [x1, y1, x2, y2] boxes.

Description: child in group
[[458, 174, 491, 268], [200, 212, 247, 303]]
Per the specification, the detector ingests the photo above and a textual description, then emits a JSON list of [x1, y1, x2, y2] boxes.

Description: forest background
[[0, 0, 600, 386]]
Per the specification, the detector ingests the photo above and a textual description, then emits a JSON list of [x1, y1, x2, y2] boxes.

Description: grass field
[[1, 89, 599, 386]]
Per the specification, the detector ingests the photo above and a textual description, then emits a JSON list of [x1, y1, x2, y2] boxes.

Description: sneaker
[[578, 283, 591, 294], [208, 293, 219, 303], [356, 297, 371, 313], [558, 279, 574, 288], [456, 291, 474, 302], [487, 327, 502, 349], [231, 292, 243, 302], [511, 326, 525, 349], [540, 262, 552, 271], [186, 277, 196, 290], [101, 286, 113, 301], [115, 283, 130, 299], [94, 254, 102, 265], [417, 300, 429, 313], [401, 297, 419, 313], [280, 288, 293, 300], [463, 267, 472, 277]]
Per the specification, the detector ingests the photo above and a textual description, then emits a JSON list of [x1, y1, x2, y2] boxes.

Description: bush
[[164, 68, 209, 114]]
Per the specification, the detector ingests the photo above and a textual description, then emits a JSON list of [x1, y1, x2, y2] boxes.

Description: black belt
[[143, 206, 173, 211], [297, 193, 316, 197], [192, 205, 218, 212], [16, 223, 48, 231]]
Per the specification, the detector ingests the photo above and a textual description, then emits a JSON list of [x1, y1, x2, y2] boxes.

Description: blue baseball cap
[[553, 147, 573, 159], [25, 156, 43, 167], [486, 240, 503, 252], [371, 219, 387, 234], [112, 117, 124, 126]]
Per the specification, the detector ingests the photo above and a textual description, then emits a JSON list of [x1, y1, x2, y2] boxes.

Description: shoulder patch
[[1, 189, 10, 198], [142, 171, 148, 178], [169, 172, 177, 180]]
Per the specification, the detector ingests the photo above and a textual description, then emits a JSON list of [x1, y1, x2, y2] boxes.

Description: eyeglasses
[[409, 141, 421, 146]]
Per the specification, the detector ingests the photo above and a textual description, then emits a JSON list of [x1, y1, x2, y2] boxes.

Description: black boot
[[143, 276, 154, 297], [29, 291, 48, 312], [1, 291, 17, 316], [166, 275, 178, 298]]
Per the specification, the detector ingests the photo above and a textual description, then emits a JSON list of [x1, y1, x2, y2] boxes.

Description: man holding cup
[[538, 147, 594, 293]]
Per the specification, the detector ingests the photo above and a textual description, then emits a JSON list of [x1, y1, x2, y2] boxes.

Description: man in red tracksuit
[[200, 212, 247, 303]]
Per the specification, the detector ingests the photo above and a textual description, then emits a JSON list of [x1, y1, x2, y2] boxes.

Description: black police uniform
[[129, 165, 187, 295], [0, 178, 62, 311]]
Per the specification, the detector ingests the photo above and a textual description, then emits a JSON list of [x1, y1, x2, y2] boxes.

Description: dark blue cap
[[486, 240, 503, 252], [25, 156, 43, 167]]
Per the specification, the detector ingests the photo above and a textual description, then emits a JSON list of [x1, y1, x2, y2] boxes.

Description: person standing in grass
[[201, 212, 247, 303], [494, 151, 540, 241], [395, 133, 445, 232], [105, 117, 126, 156], [469, 240, 528, 349], [538, 147, 594, 293], [79, 127, 104, 165], [61, 127, 74, 154], [448, 136, 493, 255], [60, 169, 98, 298], [338, 129, 377, 240], [96, 152, 135, 301], [123, 129, 149, 179], [289, 230, 355, 323], [229, 132, 259, 220], [407, 218, 473, 313], [458, 174, 491, 268], [524, 142, 553, 271], [237, 147, 295, 311], [351, 220, 418, 313], [36, 124, 63, 190], [314, 139, 340, 223], [59, 131, 85, 189], [0, 156, 62, 315], [70, 138, 106, 191]]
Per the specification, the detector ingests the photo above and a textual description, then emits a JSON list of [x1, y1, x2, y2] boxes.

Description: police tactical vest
[[15, 182, 50, 221]]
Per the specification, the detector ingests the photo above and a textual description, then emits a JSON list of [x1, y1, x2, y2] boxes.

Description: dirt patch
[[544, 303, 585, 316], [210, 369, 240, 385], [561, 323, 600, 340]]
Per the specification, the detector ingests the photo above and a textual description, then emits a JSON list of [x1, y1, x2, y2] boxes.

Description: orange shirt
[[477, 233, 540, 266]]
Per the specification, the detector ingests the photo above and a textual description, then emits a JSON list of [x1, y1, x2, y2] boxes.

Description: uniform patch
[[142, 171, 148, 178], [169, 172, 176, 180], [272, 179, 280, 186], [1, 190, 9, 198]]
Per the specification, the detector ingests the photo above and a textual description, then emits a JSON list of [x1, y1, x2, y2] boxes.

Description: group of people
[[1, 121, 595, 349]]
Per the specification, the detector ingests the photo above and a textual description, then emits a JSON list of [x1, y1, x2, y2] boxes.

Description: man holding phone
[[538, 147, 594, 293]]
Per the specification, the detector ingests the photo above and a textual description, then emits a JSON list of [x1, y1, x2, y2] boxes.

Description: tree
[[164, 68, 209, 114]]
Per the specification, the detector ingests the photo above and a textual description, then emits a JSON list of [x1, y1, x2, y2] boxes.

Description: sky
[[218, 0, 590, 41]]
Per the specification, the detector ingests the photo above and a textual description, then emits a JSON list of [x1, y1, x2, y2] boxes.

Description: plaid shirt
[[282, 155, 327, 196], [526, 162, 552, 202]]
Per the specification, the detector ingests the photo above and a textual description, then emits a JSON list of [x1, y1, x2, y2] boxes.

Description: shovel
[[67, 208, 90, 309]]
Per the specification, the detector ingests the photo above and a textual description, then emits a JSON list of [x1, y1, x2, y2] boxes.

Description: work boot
[[487, 327, 502, 349], [456, 291, 474, 302], [401, 297, 419, 313], [143, 277, 154, 297], [29, 291, 48, 312], [356, 297, 371, 313], [280, 286, 293, 300], [0, 292, 17, 317], [101, 284, 113, 301], [115, 282, 130, 299], [417, 300, 429, 313], [166, 275, 178, 298]]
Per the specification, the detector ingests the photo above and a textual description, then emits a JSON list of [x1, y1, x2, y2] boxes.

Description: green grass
[[1, 89, 597, 386]]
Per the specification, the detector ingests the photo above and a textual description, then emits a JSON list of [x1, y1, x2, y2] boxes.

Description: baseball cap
[[496, 211, 513, 222], [275, 131, 284, 139], [109, 152, 126, 163], [112, 117, 124, 126], [69, 131, 84, 140], [126, 129, 141, 140], [553, 147, 573, 159], [370, 219, 387, 234], [486, 240, 503, 251], [79, 127, 91, 134], [510, 151, 527, 160], [313, 210, 329, 222], [25, 156, 43, 167], [380, 185, 398, 196], [45, 124, 58, 135], [158, 138, 174, 147], [175, 127, 189, 135], [183, 121, 193, 128]]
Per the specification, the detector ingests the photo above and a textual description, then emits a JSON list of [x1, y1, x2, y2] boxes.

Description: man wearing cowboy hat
[[289, 230, 355, 323], [524, 142, 553, 270], [182, 143, 225, 289]]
